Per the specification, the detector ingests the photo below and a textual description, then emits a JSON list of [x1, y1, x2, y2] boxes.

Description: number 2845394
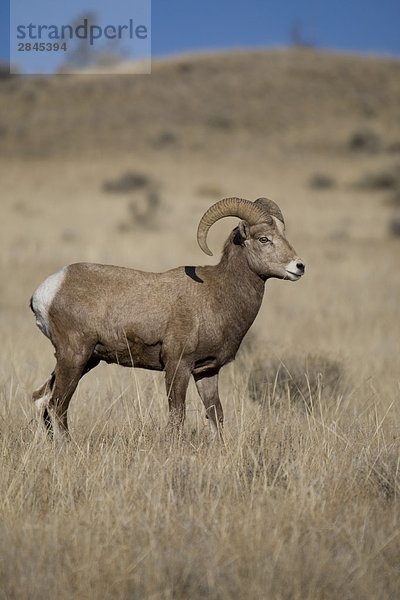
[[17, 42, 67, 52]]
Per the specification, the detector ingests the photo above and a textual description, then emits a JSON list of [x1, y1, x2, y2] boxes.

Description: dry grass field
[[1, 49, 400, 599]]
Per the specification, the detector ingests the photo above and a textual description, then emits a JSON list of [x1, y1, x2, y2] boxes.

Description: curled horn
[[254, 197, 285, 226], [197, 197, 268, 256]]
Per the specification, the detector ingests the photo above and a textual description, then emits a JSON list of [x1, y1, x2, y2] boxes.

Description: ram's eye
[[259, 236, 271, 244]]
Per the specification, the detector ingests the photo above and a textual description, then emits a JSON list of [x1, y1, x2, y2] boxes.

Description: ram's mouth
[[285, 270, 302, 281]]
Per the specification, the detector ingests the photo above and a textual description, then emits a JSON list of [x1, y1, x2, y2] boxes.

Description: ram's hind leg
[[32, 371, 55, 433], [36, 346, 97, 443], [47, 352, 88, 444]]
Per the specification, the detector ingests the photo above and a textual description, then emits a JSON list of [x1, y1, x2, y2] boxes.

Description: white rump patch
[[31, 267, 67, 338]]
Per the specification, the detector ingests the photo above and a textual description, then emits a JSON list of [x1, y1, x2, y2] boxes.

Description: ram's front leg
[[164, 360, 191, 433], [194, 371, 224, 441]]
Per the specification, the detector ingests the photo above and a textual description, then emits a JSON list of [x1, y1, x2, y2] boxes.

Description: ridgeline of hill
[[1, 49, 400, 158]]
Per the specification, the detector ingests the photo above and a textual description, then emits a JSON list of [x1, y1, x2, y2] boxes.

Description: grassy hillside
[[0, 49, 400, 599], [1, 49, 400, 157]]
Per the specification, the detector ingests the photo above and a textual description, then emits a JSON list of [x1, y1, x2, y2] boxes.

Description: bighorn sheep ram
[[30, 197, 304, 441]]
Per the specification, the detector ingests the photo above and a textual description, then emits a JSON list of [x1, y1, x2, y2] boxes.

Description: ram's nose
[[285, 258, 305, 281]]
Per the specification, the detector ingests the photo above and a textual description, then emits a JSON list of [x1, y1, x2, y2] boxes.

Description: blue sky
[[1, 0, 400, 73], [152, 0, 400, 57]]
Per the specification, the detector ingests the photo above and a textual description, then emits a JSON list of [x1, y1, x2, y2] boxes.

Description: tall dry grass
[[1, 346, 400, 599]]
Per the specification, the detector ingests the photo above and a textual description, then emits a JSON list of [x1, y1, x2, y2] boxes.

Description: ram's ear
[[238, 220, 250, 241]]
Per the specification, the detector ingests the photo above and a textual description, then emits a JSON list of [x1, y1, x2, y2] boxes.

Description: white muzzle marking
[[285, 259, 305, 281]]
